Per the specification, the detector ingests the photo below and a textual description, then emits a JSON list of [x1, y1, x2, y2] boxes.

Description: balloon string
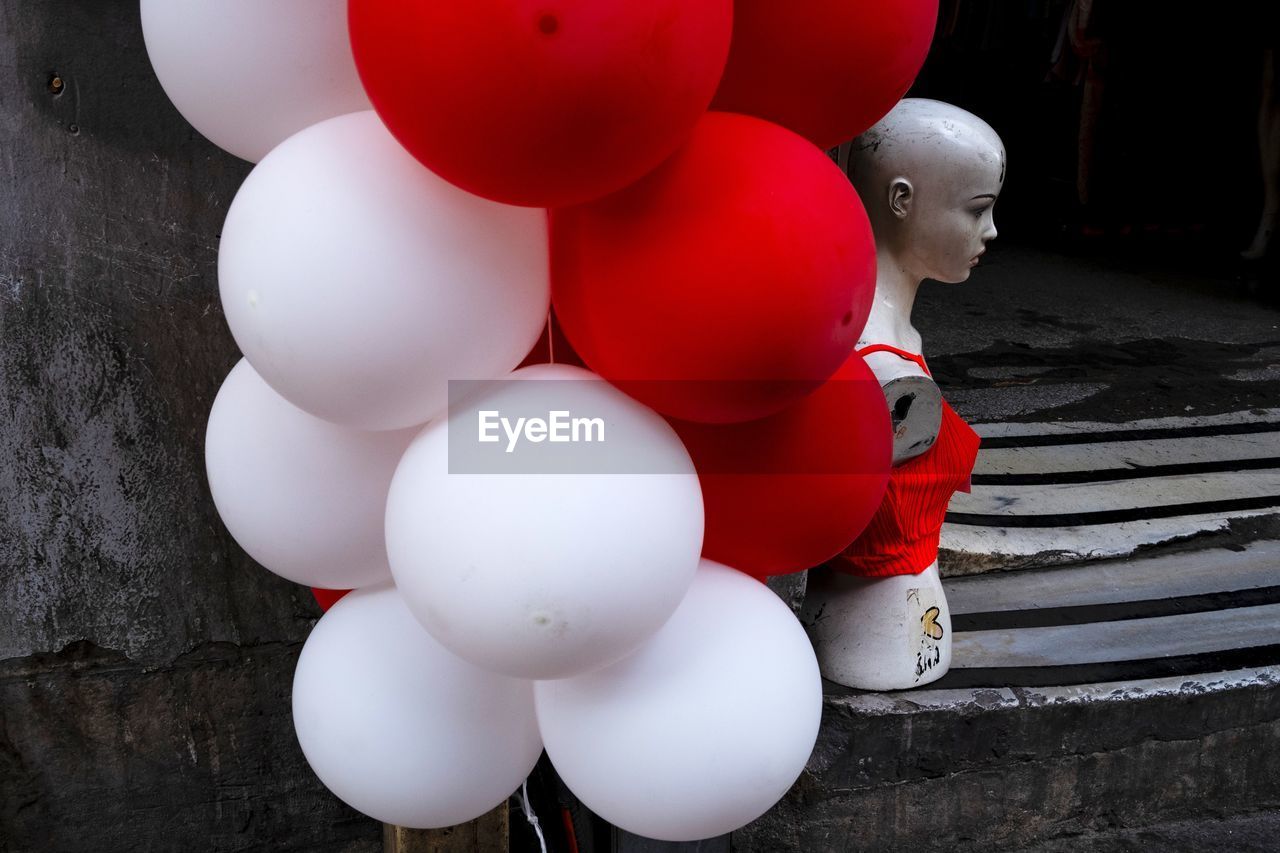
[[547, 309, 556, 365], [518, 779, 548, 853]]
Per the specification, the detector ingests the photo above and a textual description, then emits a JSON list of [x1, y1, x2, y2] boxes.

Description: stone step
[[957, 468, 1280, 518], [945, 538, 1280, 613], [563, 542, 1280, 851], [972, 431, 1280, 479], [941, 410, 1280, 571], [936, 539, 1280, 688], [732, 666, 1279, 852], [730, 543, 1280, 851], [955, 602, 1279, 672]]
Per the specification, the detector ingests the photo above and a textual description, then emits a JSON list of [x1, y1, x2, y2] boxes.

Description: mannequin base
[[801, 561, 952, 691]]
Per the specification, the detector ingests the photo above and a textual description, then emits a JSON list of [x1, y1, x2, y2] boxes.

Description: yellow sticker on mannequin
[[910, 586, 944, 682]]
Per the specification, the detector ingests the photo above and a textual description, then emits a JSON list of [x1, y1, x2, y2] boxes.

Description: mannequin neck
[[859, 244, 925, 352]]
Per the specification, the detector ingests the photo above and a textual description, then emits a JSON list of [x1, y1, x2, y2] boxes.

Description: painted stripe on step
[[974, 457, 1280, 487], [864, 664, 1280, 707], [944, 539, 1280, 614], [947, 495, 1280, 527], [927, 644, 1280, 689], [972, 432, 1280, 479], [952, 603, 1280, 669], [972, 409, 1280, 439], [952, 586, 1280, 631], [978, 421, 1280, 449], [949, 469, 1280, 518], [939, 509, 1279, 564]]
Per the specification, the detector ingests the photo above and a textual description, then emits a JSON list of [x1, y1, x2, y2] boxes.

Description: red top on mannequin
[[830, 344, 980, 578]]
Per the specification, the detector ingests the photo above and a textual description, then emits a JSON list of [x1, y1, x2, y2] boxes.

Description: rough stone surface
[[0, 641, 379, 853], [0, 3, 379, 850], [732, 670, 1280, 851], [1016, 809, 1280, 853], [0, 0, 323, 666]]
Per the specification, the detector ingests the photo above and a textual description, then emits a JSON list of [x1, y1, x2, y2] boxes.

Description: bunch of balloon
[[143, 0, 935, 842]]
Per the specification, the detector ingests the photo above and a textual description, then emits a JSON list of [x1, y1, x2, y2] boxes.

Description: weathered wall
[[0, 3, 379, 849]]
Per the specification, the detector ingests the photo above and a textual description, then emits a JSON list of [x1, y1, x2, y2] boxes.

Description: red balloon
[[311, 588, 350, 612], [712, 0, 939, 149], [348, 0, 733, 208], [670, 352, 891, 579], [552, 111, 876, 423]]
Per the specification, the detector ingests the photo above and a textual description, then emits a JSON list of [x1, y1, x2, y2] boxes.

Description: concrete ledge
[[733, 667, 1280, 851], [0, 641, 380, 853]]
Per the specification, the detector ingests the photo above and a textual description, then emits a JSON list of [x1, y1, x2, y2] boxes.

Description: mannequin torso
[[802, 99, 1004, 691]]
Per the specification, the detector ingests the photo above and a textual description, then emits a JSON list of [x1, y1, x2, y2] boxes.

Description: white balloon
[[141, 0, 372, 162], [292, 584, 543, 828], [218, 111, 549, 430], [385, 363, 704, 680], [205, 359, 414, 590], [535, 560, 823, 842]]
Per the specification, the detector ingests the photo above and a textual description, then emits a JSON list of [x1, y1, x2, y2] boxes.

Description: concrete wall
[[0, 3, 380, 849]]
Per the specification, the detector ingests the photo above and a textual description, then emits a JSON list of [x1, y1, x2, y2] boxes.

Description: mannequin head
[[849, 99, 1005, 284]]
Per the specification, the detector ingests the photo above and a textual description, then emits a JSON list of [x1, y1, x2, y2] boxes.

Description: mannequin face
[[898, 149, 1004, 284]]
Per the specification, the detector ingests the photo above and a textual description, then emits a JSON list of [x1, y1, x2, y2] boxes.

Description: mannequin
[[802, 99, 1005, 691]]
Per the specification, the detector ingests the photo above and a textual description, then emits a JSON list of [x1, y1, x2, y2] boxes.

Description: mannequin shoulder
[[881, 375, 942, 464], [857, 344, 941, 464], [860, 347, 928, 383]]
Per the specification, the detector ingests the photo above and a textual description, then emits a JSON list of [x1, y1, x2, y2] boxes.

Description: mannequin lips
[[969, 250, 985, 267]]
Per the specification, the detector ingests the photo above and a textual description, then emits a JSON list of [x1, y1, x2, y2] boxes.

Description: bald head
[[848, 99, 1006, 284], [850, 98, 1005, 193]]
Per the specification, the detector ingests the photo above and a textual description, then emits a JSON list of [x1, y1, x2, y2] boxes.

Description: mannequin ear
[[888, 178, 913, 219]]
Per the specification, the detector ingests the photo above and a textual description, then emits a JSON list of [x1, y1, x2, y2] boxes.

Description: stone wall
[[0, 3, 380, 849]]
